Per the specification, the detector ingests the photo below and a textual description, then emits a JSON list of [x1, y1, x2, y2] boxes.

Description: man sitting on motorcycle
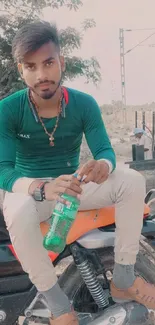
[[0, 21, 154, 325]]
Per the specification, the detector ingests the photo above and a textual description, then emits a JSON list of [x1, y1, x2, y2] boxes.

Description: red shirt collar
[[62, 86, 69, 104]]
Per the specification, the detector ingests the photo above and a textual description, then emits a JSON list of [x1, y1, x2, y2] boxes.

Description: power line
[[125, 31, 155, 55]]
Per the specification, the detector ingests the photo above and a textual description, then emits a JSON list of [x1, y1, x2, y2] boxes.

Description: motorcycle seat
[[0, 203, 150, 244], [40, 204, 150, 245]]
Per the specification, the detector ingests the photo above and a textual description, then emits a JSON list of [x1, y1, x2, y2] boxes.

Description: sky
[[42, 0, 155, 106]]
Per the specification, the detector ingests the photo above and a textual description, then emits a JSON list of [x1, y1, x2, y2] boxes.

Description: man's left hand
[[77, 159, 110, 184]]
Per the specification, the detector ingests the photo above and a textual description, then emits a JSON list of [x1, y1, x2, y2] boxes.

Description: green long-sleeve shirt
[[0, 87, 116, 192]]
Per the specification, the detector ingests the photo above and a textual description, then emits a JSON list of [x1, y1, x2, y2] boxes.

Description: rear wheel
[[20, 239, 155, 324]]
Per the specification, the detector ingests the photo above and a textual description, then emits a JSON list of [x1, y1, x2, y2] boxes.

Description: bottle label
[[56, 201, 72, 212]]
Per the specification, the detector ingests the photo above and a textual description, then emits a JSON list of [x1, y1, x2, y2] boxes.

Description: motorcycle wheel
[[59, 241, 155, 315], [21, 239, 155, 324]]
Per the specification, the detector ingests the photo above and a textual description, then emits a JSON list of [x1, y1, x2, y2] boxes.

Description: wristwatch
[[32, 181, 49, 201]]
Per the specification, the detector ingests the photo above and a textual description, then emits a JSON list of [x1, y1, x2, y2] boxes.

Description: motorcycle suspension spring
[[77, 259, 109, 309]]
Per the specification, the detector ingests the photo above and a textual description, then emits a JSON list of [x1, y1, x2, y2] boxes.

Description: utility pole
[[119, 28, 126, 122], [119, 28, 126, 108]]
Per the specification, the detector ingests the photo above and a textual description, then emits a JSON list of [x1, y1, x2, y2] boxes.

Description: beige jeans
[[3, 166, 145, 291]]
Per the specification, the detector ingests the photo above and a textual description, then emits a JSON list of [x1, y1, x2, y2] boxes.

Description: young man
[[134, 127, 152, 160], [0, 21, 154, 325]]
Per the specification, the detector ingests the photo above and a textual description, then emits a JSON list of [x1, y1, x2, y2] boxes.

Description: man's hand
[[45, 175, 82, 203], [77, 159, 110, 184], [29, 175, 82, 204]]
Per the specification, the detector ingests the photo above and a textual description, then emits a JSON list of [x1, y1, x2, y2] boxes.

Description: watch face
[[33, 189, 43, 201]]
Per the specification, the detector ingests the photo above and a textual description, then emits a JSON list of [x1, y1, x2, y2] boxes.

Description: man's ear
[[60, 56, 65, 72], [18, 63, 23, 78]]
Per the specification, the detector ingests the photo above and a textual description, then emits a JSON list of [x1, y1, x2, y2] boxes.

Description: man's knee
[[123, 168, 145, 191], [114, 166, 145, 187], [112, 167, 146, 201], [3, 193, 38, 231]]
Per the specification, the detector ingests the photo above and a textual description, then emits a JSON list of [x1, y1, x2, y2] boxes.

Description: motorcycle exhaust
[[88, 302, 150, 325]]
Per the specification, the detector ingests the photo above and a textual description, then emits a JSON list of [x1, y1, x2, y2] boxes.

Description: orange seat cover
[[40, 204, 150, 245]]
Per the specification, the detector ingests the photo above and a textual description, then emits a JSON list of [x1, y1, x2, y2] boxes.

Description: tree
[[0, 0, 101, 98]]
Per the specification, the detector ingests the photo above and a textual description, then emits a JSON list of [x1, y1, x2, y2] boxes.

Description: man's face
[[18, 41, 65, 99], [135, 133, 143, 139]]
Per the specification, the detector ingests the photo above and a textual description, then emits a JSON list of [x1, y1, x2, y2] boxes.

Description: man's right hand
[[44, 175, 82, 203], [29, 175, 82, 203]]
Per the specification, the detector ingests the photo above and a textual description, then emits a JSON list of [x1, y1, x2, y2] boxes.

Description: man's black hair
[[12, 20, 60, 62]]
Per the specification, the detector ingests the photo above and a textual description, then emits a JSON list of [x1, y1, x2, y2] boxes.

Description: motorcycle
[[1, 190, 155, 325]]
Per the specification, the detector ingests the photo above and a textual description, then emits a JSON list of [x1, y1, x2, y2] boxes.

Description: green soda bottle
[[43, 193, 80, 253]]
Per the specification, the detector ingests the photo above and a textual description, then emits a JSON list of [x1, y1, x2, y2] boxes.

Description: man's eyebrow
[[24, 61, 35, 65], [42, 56, 55, 64], [24, 57, 55, 65]]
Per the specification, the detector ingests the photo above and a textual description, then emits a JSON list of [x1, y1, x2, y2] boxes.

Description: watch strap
[[33, 181, 49, 201]]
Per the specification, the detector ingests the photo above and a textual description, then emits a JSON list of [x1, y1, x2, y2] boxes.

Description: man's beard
[[29, 78, 62, 100], [39, 83, 60, 100]]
